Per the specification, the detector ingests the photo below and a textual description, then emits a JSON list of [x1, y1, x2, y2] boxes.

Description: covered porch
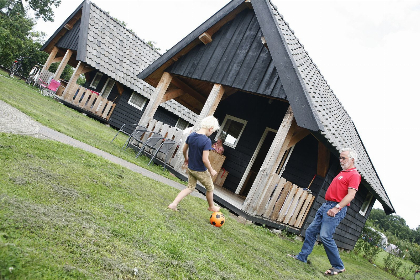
[[36, 47, 117, 121], [129, 76, 317, 232]]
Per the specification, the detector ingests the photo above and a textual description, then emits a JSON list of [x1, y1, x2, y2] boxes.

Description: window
[[128, 92, 147, 110], [101, 78, 115, 99], [90, 72, 103, 89], [175, 118, 189, 130], [216, 115, 247, 148], [359, 192, 373, 216]]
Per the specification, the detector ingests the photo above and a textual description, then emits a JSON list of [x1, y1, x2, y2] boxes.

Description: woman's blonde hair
[[200, 116, 220, 131]]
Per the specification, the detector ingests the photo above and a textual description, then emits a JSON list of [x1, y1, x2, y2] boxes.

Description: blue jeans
[[296, 201, 347, 270]]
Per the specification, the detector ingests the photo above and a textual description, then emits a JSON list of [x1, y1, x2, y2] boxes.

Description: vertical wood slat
[[101, 101, 114, 118], [104, 104, 116, 120], [84, 92, 97, 109], [79, 89, 91, 106], [255, 173, 280, 215], [284, 187, 304, 224], [296, 195, 314, 228], [263, 177, 286, 218], [289, 191, 308, 226], [91, 96, 103, 113], [270, 181, 293, 220], [63, 84, 80, 101], [277, 184, 298, 222], [74, 88, 88, 106]]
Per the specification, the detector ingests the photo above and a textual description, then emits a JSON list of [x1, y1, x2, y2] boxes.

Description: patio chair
[[148, 139, 177, 170], [41, 79, 61, 97], [121, 126, 149, 150], [111, 123, 138, 142], [135, 133, 164, 159]]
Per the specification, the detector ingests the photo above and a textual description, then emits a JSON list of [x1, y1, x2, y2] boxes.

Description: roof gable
[[56, 18, 81, 51], [167, 8, 286, 99]]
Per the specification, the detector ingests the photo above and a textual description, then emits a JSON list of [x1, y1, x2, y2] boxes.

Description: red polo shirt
[[325, 168, 361, 205]]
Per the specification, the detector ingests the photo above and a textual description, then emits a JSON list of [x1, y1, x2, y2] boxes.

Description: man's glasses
[[339, 157, 348, 161]]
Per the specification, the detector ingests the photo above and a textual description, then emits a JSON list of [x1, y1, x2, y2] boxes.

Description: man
[[289, 148, 361, 276]]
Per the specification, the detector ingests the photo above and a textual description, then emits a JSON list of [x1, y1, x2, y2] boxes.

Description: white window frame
[[359, 192, 373, 216], [175, 118, 189, 130], [90, 72, 103, 89], [215, 115, 247, 149], [101, 78, 115, 99], [128, 91, 147, 111]]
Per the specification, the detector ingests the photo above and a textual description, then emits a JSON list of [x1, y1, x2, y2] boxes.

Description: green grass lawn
[[0, 70, 411, 279], [0, 69, 185, 184]]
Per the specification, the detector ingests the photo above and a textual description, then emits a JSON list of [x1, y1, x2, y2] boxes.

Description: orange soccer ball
[[210, 211, 225, 227]]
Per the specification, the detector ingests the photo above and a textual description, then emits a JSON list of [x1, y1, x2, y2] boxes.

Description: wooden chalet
[[39, 0, 196, 131], [135, 0, 395, 250]]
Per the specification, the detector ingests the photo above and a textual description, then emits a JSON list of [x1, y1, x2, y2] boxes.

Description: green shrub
[[384, 253, 403, 276], [354, 227, 382, 263], [410, 243, 420, 266]]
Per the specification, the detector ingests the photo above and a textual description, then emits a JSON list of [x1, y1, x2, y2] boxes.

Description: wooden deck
[[156, 161, 302, 235]]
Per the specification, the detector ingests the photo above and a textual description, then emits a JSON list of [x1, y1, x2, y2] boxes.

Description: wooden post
[[138, 72, 173, 127], [243, 106, 294, 214], [53, 49, 73, 81], [62, 61, 84, 100], [42, 46, 59, 73], [172, 83, 225, 172]]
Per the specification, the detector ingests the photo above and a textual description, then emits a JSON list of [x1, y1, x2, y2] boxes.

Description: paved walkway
[[0, 99, 204, 199]]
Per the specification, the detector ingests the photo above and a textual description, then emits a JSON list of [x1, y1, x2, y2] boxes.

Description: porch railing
[[133, 119, 184, 166], [255, 175, 315, 229], [61, 85, 116, 120]]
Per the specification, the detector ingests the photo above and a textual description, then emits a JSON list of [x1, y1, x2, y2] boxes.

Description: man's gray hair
[[340, 147, 358, 162]]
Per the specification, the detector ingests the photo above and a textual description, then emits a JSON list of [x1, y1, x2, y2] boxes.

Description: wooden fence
[[255, 175, 314, 229], [60, 85, 116, 120]]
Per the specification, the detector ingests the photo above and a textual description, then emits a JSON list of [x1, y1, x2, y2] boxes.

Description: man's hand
[[210, 169, 217, 177], [327, 207, 340, 217]]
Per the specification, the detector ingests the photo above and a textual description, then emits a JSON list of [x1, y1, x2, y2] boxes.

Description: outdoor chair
[[121, 126, 149, 150], [111, 123, 139, 142], [40, 79, 61, 97], [135, 133, 164, 159], [148, 139, 177, 170]]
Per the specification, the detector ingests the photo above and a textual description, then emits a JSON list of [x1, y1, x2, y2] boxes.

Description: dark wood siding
[[213, 91, 289, 192], [282, 136, 319, 190], [299, 154, 372, 250], [154, 107, 180, 127], [109, 90, 181, 131], [108, 89, 143, 131], [167, 9, 286, 99], [56, 19, 81, 51]]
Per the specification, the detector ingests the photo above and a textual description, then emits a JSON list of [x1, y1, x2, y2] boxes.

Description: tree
[[48, 62, 73, 81], [1, 0, 61, 22], [0, 0, 60, 76]]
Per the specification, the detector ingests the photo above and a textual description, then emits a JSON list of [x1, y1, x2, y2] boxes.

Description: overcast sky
[[34, 0, 420, 229]]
